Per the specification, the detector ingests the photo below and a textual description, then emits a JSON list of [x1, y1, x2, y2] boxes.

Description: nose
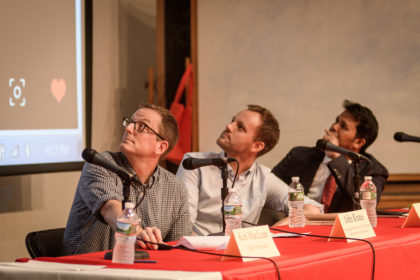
[[125, 122, 135, 134], [330, 122, 339, 133], [225, 122, 234, 132]]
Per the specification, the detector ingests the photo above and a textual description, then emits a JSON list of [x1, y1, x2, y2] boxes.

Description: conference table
[[1, 217, 420, 280]]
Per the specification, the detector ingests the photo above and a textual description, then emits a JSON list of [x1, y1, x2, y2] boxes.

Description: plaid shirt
[[63, 151, 191, 255]]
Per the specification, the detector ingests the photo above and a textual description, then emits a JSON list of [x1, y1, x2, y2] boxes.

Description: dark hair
[[247, 104, 280, 157], [343, 100, 378, 153], [138, 103, 179, 159]]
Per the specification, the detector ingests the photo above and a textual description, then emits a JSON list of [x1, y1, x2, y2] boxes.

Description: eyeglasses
[[123, 117, 165, 140]]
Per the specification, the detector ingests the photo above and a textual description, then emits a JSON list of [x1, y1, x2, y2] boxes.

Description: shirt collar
[[322, 154, 332, 164], [221, 151, 256, 182], [120, 152, 158, 188], [323, 154, 352, 165]]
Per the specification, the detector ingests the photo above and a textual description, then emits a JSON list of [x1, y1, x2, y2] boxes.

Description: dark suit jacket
[[272, 146, 389, 212]]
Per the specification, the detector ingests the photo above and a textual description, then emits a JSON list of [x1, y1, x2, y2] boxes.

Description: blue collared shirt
[[176, 151, 323, 236]]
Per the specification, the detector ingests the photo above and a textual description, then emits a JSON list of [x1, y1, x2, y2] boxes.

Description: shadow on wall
[[103, 1, 157, 151], [0, 175, 43, 213]]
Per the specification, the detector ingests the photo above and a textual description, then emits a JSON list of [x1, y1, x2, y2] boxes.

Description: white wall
[[197, 0, 420, 174], [2, 0, 420, 263], [0, 0, 156, 261]]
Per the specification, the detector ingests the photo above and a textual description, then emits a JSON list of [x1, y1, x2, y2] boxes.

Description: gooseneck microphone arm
[[316, 139, 372, 210], [220, 164, 229, 233], [82, 148, 142, 208], [352, 160, 361, 211], [316, 139, 369, 161], [181, 156, 238, 233], [316, 139, 372, 171]]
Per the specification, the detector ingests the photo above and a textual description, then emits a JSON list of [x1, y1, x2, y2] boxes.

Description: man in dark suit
[[272, 100, 388, 213]]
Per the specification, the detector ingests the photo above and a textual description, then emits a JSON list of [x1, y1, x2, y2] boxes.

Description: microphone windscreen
[[316, 139, 328, 150], [182, 158, 193, 170], [82, 148, 96, 162], [394, 132, 404, 142]]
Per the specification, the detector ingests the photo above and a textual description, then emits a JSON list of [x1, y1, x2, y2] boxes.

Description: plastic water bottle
[[112, 202, 139, 264], [360, 176, 377, 227], [288, 176, 305, 228], [224, 188, 243, 236]]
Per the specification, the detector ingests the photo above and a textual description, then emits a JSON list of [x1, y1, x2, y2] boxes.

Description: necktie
[[321, 174, 337, 213]]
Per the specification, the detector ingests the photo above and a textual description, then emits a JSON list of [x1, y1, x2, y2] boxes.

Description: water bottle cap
[[124, 202, 135, 209], [364, 176, 372, 181], [292, 176, 300, 182]]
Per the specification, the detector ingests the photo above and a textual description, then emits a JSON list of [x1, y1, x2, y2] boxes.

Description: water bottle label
[[224, 205, 242, 215], [116, 221, 137, 236], [360, 191, 376, 200], [289, 192, 304, 201]]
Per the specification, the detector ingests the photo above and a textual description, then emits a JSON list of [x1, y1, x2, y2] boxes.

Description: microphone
[[81, 148, 141, 184], [182, 157, 236, 170], [394, 132, 420, 143], [316, 139, 369, 161]]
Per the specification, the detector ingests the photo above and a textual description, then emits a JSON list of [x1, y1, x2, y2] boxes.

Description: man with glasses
[[63, 104, 191, 255]]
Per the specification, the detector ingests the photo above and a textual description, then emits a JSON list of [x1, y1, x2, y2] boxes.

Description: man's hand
[[100, 200, 123, 232], [322, 129, 340, 159], [136, 226, 163, 250], [303, 204, 323, 215], [272, 216, 289, 227], [272, 204, 323, 227], [101, 201, 164, 250]]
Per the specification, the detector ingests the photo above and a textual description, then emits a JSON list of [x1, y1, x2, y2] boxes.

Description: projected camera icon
[[9, 78, 26, 107]]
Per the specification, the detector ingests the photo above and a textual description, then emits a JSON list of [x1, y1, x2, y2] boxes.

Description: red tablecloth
[[36, 217, 420, 280]]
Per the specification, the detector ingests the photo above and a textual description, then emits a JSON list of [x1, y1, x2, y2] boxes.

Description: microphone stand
[[114, 173, 147, 257], [352, 159, 362, 211], [120, 173, 132, 209], [351, 154, 372, 211], [220, 164, 229, 233], [120, 174, 144, 209]]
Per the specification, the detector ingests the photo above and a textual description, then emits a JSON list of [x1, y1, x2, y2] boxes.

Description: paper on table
[[176, 232, 302, 250], [0, 260, 106, 271], [176, 236, 230, 250], [305, 213, 338, 225], [272, 232, 306, 238]]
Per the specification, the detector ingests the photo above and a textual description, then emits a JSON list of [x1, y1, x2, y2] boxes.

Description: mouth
[[220, 131, 230, 139], [121, 137, 134, 144]]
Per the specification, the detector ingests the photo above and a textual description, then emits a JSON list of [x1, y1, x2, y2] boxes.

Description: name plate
[[329, 209, 376, 242], [222, 225, 280, 262], [402, 203, 420, 228]]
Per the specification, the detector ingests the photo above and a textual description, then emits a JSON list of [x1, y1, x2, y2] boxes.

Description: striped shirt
[[63, 151, 191, 255]]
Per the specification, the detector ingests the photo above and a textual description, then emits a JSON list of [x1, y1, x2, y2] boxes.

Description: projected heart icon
[[50, 78, 66, 103]]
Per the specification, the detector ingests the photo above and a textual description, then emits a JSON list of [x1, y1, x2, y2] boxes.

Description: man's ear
[[156, 140, 169, 156], [353, 137, 366, 152], [252, 141, 265, 154]]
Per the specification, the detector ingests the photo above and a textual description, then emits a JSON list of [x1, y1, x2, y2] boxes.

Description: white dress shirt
[[307, 155, 332, 202], [176, 151, 323, 236]]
